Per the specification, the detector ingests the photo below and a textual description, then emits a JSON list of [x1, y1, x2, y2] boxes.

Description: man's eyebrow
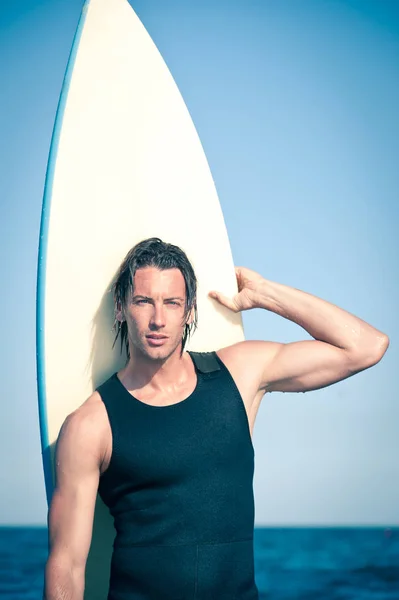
[[132, 295, 184, 301]]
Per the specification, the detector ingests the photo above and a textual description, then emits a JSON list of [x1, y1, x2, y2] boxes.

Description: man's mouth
[[146, 335, 168, 346]]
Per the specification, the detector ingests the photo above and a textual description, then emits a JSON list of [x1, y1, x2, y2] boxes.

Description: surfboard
[[37, 0, 245, 598]]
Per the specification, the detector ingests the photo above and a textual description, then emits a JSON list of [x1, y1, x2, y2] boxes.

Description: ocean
[[1, 527, 398, 599]]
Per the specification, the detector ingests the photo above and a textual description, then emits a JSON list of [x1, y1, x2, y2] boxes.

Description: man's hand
[[209, 266, 266, 313]]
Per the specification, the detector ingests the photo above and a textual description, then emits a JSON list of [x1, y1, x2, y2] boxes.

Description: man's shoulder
[[217, 340, 277, 362], [59, 391, 109, 446], [216, 340, 281, 388]]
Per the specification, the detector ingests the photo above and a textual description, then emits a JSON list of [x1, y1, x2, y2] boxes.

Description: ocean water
[[1, 527, 398, 599]]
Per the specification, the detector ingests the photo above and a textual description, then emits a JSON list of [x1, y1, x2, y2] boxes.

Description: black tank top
[[97, 351, 259, 600]]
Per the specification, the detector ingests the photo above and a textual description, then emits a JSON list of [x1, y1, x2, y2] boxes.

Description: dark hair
[[112, 237, 198, 357]]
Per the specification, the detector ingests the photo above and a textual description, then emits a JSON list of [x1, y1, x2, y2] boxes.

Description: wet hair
[[112, 237, 198, 357]]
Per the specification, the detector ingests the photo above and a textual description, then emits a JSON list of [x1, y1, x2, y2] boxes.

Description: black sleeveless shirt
[[97, 351, 259, 599]]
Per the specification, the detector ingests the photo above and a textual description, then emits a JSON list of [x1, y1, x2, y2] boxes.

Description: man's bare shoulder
[[57, 392, 109, 466], [217, 340, 280, 372], [216, 341, 283, 407], [63, 391, 107, 427]]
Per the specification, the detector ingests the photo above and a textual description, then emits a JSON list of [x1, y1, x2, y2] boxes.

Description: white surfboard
[[37, 0, 245, 598]]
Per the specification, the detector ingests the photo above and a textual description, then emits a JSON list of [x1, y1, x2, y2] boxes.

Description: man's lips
[[146, 334, 168, 345]]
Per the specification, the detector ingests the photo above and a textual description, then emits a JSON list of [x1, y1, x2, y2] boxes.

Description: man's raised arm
[[210, 267, 389, 394]]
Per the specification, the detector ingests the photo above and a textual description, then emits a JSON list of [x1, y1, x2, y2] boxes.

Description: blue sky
[[0, 0, 398, 526]]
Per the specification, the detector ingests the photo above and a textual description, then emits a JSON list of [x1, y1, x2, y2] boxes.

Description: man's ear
[[115, 300, 124, 323]]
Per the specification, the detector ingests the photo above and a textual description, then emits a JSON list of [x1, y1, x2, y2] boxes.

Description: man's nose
[[150, 303, 166, 328]]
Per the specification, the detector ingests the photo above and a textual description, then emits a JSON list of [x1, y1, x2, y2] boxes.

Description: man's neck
[[119, 346, 192, 393]]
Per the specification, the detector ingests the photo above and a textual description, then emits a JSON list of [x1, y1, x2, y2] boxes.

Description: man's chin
[[144, 342, 181, 361]]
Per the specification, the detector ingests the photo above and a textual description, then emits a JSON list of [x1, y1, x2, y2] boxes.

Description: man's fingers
[[208, 291, 238, 312]]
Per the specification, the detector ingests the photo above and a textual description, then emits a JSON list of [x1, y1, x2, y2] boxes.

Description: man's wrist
[[252, 279, 279, 311]]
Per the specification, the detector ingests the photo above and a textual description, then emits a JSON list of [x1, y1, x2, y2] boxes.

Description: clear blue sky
[[0, 0, 398, 526]]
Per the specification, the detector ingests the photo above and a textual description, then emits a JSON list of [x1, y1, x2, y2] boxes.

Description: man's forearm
[[256, 278, 388, 356], [44, 560, 84, 600]]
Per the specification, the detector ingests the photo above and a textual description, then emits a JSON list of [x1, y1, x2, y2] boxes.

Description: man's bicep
[[261, 339, 364, 393], [219, 339, 363, 395], [48, 411, 101, 572]]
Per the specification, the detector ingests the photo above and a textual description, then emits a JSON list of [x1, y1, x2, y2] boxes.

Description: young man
[[44, 238, 389, 600]]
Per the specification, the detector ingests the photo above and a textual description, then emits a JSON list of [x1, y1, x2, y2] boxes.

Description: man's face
[[122, 267, 190, 361]]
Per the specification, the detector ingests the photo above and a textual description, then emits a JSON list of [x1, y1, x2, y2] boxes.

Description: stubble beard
[[130, 330, 183, 363]]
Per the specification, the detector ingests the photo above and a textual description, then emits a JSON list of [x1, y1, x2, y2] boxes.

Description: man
[[44, 238, 389, 600]]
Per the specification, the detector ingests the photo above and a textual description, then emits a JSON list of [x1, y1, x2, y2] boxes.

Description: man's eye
[[137, 299, 149, 304]]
